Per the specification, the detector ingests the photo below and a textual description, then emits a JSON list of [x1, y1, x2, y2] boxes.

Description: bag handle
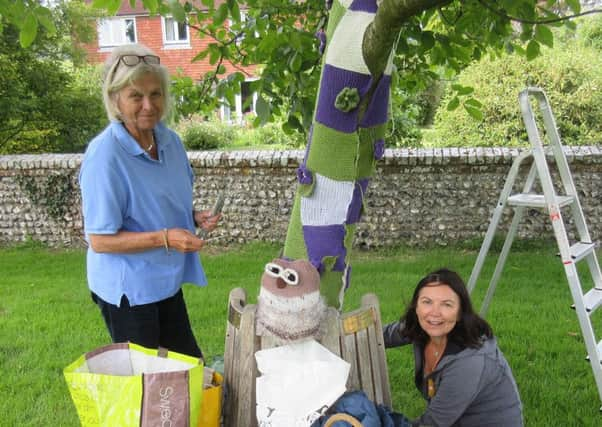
[[323, 413, 363, 427]]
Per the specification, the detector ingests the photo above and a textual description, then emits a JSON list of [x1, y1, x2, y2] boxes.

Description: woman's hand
[[194, 209, 221, 233], [166, 228, 204, 252]]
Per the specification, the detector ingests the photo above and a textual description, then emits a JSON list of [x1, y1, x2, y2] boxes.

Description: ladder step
[[583, 288, 602, 313], [587, 340, 602, 364], [569, 242, 596, 263], [507, 194, 574, 208]]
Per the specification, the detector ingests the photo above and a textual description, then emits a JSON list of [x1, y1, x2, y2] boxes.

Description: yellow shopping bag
[[198, 371, 223, 427], [64, 342, 203, 427]]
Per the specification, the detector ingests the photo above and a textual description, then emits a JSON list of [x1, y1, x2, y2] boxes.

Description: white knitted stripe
[[300, 173, 354, 226], [325, 10, 374, 75]]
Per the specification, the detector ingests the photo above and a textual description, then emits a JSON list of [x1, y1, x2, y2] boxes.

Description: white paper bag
[[255, 339, 350, 426]]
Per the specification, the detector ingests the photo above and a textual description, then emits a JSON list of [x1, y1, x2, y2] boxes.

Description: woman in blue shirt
[[79, 43, 220, 358]]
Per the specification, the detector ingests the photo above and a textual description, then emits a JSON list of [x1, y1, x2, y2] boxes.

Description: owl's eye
[[281, 269, 299, 286], [265, 262, 282, 278]]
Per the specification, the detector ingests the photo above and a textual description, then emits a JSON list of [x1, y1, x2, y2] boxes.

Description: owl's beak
[[276, 277, 287, 289]]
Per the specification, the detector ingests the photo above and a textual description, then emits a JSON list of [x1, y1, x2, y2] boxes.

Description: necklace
[[142, 133, 155, 152]]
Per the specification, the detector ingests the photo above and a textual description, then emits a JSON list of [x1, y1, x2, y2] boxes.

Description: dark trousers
[[91, 289, 203, 359]]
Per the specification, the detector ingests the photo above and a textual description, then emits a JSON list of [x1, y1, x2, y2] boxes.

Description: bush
[[431, 37, 602, 147], [180, 119, 239, 150], [236, 121, 305, 148], [577, 14, 602, 51]]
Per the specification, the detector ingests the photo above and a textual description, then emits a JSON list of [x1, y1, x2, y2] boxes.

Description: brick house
[[81, 0, 257, 122]]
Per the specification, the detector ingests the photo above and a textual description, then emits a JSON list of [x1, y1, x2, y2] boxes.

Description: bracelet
[[162, 228, 169, 253]]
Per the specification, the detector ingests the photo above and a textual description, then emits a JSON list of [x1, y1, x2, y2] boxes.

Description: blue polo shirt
[[79, 121, 207, 306]]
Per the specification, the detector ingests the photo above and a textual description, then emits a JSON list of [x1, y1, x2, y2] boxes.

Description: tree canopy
[[1, 0, 600, 129]]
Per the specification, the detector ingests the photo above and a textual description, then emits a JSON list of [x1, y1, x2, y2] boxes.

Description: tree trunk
[[282, 0, 453, 309]]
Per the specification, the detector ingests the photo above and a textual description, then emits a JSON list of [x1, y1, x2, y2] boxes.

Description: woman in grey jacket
[[383, 268, 523, 427]]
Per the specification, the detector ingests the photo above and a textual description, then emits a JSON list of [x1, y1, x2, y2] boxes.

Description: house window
[[163, 17, 189, 47], [97, 18, 136, 48], [220, 79, 258, 124]]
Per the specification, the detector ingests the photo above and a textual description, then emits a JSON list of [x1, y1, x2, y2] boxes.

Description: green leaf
[[213, 3, 229, 26], [19, 13, 38, 48], [216, 64, 226, 74], [451, 84, 474, 96], [447, 96, 460, 111], [420, 31, 435, 51], [565, 0, 581, 13], [464, 104, 483, 121], [34, 7, 56, 35], [99, 0, 123, 15], [255, 95, 270, 124], [91, 0, 109, 10], [9, 0, 27, 25], [169, 0, 186, 22], [208, 45, 221, 64], [201, 0, 214, 8], [534, 25, 553, 48], [143, 0, 159, 14], [464, 98, 483, 108], [289, 52, 302, 72], [228, 0, 241, 23], [526, 40, 540, 61]]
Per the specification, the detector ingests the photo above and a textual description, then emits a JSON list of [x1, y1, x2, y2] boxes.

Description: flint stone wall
[[1, 147, 602, 248]]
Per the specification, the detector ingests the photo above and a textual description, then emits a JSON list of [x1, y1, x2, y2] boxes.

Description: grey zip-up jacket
[[383, 321, 523, 427]]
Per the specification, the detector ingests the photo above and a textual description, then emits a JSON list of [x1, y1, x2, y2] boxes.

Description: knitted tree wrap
[[284, 0, 393, 308]]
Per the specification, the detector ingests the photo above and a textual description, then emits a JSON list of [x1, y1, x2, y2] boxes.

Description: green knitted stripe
[[344, 224, 357, 255], [306, 122, 360, 181], [326, 1, 348, 44], [282, 193, 308, 260], [320, 269, 344, 309], [357, 124, 386, 179]]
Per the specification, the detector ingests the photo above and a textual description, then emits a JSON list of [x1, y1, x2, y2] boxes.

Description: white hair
[[101, 44, 172, 122]]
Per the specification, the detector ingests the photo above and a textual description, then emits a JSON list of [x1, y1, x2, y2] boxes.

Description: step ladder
[[466, 87, 602, 408]]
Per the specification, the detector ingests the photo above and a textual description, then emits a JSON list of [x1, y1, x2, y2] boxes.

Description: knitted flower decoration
[[374, 139, 385, 160], [335, 87, 360, 112], [297, 165, 313, 185]]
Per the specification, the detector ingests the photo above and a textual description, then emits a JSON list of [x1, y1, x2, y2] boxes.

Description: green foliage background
[[431, 19, 602, 147], [0, 4, 107, 155]]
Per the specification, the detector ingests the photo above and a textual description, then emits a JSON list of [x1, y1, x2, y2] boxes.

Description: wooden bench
[[222, 288, 392, 427]]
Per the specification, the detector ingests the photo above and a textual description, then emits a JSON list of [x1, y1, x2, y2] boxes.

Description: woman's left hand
[[194, 209, 221, 233]]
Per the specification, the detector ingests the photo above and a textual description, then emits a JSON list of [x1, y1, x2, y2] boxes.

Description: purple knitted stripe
[[303, 224, 347, 272], [346, 178, 370, 224], [315, 64, 371, 133], [360, 74, 392, 128], [349, 0, 377, 13]]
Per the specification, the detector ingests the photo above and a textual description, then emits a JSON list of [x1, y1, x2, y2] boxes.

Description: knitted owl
[[256, 258, 328, 343]]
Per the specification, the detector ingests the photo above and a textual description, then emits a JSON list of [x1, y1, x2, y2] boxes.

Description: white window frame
[[162, 16, 190, 48], [220, 78, 259, 124], [97, 17, 137, 48]]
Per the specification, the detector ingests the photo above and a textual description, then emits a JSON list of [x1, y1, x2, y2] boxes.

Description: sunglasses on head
[[118, 54, 160, 66], [109, 54, 161, 83]]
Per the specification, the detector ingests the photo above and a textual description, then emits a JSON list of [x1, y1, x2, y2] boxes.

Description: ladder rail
[[467, 150, 533, 294], [471, 87, 602, 408], [521, 88, 602, 291], [470, 160, 538, 315]]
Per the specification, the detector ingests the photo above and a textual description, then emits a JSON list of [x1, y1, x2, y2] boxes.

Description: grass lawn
[[1, 241, 601, 425]]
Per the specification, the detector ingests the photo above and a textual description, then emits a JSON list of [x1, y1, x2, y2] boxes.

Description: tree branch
[[362, 0, 454, 78], [478, 0, 602, 25]]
